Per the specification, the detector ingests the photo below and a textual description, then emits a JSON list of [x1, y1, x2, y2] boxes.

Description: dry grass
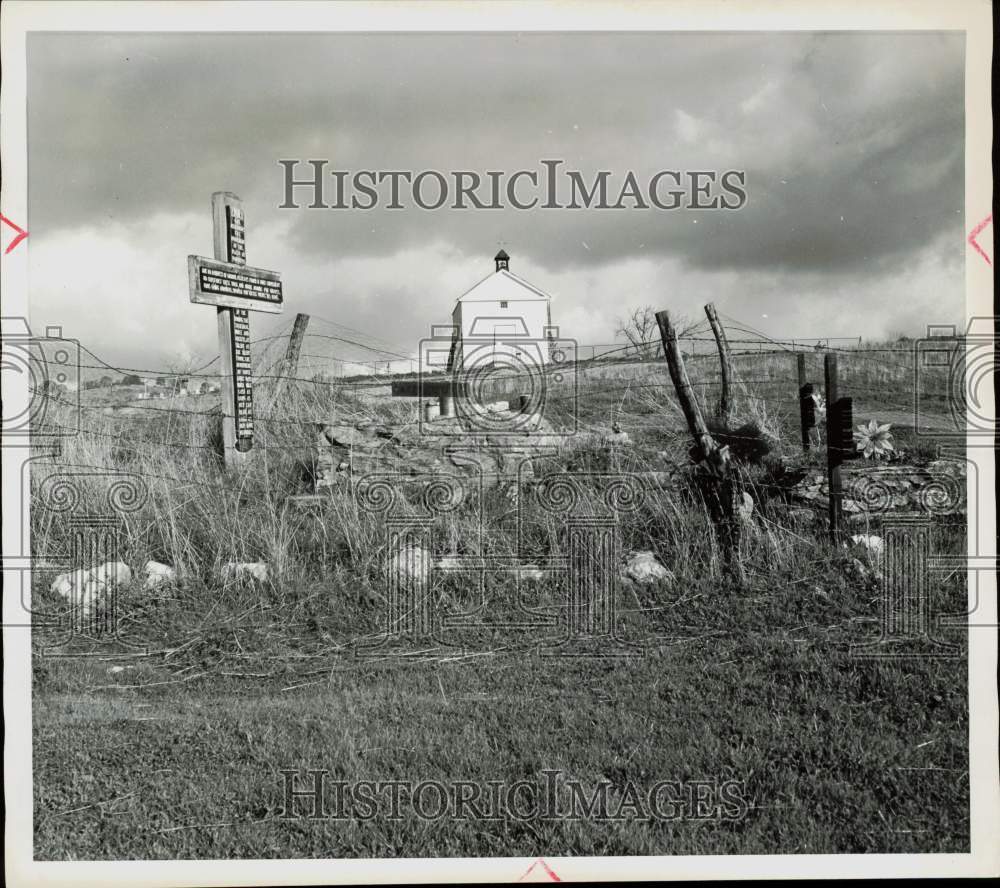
[[31, 337, 955, 610]]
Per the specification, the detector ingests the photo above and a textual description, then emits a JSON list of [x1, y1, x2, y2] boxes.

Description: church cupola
[[494, 249, 509, 272]]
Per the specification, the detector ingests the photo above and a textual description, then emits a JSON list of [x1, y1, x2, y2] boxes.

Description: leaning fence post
[[272, 312, 310, 402], [656, 309, 740, 571], [656, 310, 719, 462], [704, 302, 733, 424]]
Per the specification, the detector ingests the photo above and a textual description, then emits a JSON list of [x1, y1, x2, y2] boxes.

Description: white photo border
[[2, 1, 995, 884]]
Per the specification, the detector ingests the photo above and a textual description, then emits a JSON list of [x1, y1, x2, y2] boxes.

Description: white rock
[[90, 561, 132, 588], [73, 563, 130, 618], [389, 544, 432, 583], [221, 562, 269, 583], [50, 569, 88, 599], [738, 491, 754, 520], [623, 551, 673, 585], [850, 534, 884, 557], [51, 563, 129, 617], [142, 560, 176, 590], [485, 400, 510, 413], [73, 575, 104, 618], [518, 565, 545, 582]]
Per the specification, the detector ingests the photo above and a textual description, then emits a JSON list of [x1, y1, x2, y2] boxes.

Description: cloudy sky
[[27, 30, 964, 372]]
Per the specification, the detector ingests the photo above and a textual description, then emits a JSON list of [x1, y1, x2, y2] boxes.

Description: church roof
[[455, 268, 552, 304]]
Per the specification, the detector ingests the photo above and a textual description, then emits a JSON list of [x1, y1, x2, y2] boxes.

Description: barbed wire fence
[[27, 309, 957, 461]]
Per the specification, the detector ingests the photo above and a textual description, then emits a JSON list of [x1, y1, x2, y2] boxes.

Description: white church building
[[446, 250, 556, 371]]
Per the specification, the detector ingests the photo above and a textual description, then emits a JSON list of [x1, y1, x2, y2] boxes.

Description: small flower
[[855, 419, 894, 459], [811, 392, 827, 422]]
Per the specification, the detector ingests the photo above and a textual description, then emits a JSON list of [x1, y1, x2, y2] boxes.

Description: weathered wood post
[[188, 192, 284, 470], [656, 309, 741, 570], [704, 302, 733, 424], [797, 353, 814, 453], [213, 194, 250, 465], [272, 312, 310, 401], [823, 353, 862, 544], [656, 309, 721, 462], [824, 353, 841, 542]]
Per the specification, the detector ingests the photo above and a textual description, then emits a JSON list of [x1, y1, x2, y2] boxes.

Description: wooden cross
[[188, 192, 284, 468]]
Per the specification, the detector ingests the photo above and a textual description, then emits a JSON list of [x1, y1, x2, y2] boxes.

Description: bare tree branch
[[617, 305, 699, 360]]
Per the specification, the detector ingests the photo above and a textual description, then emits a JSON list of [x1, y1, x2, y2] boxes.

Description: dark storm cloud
[[28, 30, 963, 276]]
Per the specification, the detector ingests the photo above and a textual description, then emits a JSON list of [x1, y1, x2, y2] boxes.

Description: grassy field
[[30, 339, 970, 858]]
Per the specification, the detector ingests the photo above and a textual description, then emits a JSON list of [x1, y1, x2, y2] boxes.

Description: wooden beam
[[212, 192, 249, 470], [188, 256, 283, 313]]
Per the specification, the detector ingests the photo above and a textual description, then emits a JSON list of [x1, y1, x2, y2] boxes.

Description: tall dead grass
[[29, 337, 949, 645]]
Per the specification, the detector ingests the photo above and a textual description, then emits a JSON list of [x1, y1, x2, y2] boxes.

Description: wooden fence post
[[272, 312, 310, 401], [285, 312, 310, 374], [824, 353, 842, 544], [797, 353, 813, 453], [655, 310, 721, 464], [656, 309, 741, 573], [704, 303, 733, 425]]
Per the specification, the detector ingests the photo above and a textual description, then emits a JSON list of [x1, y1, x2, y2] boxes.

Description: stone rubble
[[623, 551, 674, 586], [49, 561, 132, 618], [220, 562, 269, 583], [788, 458, 966, 519], [316, 411, 566, 493], [142, 560, 177, 590], [386, 545, 673, 589]]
